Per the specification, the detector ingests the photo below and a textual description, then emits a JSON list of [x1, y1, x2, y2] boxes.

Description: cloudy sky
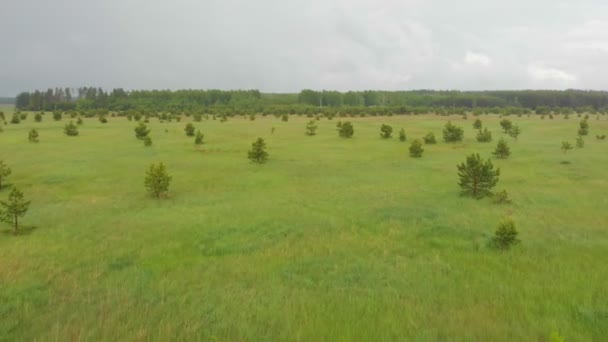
[[1, 0, 608, 95]]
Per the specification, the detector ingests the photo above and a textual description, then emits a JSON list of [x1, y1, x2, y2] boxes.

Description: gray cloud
[[1, 0, 608, 95]]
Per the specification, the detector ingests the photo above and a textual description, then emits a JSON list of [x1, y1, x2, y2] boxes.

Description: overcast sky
[[1, 0, 608, 96]]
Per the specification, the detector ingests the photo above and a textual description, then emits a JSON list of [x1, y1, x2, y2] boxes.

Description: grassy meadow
[[1, 105, 607, 341]]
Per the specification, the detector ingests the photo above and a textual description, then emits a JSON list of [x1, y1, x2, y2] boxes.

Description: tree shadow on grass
[[560, 160, 571, 165], [1, 225, 38, 236]]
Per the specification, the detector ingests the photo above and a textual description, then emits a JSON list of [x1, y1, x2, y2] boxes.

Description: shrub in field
[[596, 134, 606, 140], [500, 119, 512, 133], [409, 139, 424, 158], [0, 161, 11, 189], [28, 129, 39, 143], [194, 130, 204, 145], [144, 163, 171, 198], [248, 138, 269, 163], [476, 128, 492, 142], [473, 119, 482, 129], [457, 153, 500, 198], [143, 136, 153, 147], [0, 187, 31, 235], [99, 116, 108, 124], [443, 121, 464, 142], [281, 114, 289, 122], [10, 113, 20, 124], [399, 129, 407, 142], [576, 135, 584, 148], [193, 113, 203, 122], [34, 113, 42, 122], [492, 138, 511, 159], [491, 219, 520, 250], [184, 123, 195, 137], [561, 141, 573, 154], [578, 119, 589, 136], [380, 124, 393, 139], [64, 121, 79, 136], [423, 132, 436, 144], [336, 121, 342, 129], [134, 122, 151, 139], [19, 113, 27, 120], [77, 117, 83, 125], [339, 122, 354, 138], [493, 189, 511, 204], [508, 125, 521, 140], [53, 111, 62, 121], [305, 120, 318, 136]]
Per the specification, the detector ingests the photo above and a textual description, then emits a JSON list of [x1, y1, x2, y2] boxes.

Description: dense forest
[[14, 88, 608, 115]]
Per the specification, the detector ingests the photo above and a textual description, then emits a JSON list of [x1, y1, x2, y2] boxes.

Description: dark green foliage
[[143, 136, 153, 147], [134, 122, 151, 139], [144, 163, 171, 198], [561, 141, 573, 154], [576, 136, 584, 148], [99, 116, 108, 124], [336, 121, 343, 129], [0, 161, 11, 189], [578, 119, 589, 136], [305, 121, 318, 136], [184, 123, 195, 136], [380, 124, 393, 139], [10, 113, 20, 124], [473, 119, 482, 129], [339, 122, 354, 138], [423, 132, 436, 144], [281, 114, 288, 122], [500, 119, 512, 133], [19, 113, 27, 120], [28, 129, 39, 143], [399, 129, 406, 142], [193, 113, 203, 122], [64, 121, 79, 136], [409, 139, 424, 158], [194, 130, 204, 145], [442, 121, 464, 142], [248, 138, 269, 163], [34, 113, 42, 122], [0, 187, 31, 235], [508, 125, 521, 140], [493, 190, 511, 204], [457, 153, 500, 198], [492, 138, 511, 159], [491, 219, 520, 250], [77, 117, 83, 125], [53, 111, 62, 121], [476, 128, 492, 142], [596, 134, 606, 140]]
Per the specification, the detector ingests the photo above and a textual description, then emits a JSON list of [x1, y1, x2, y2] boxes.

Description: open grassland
[[1, 106, 607, 341]]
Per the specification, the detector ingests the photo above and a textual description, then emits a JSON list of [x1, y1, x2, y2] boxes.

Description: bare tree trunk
[[14, 215, 18, 235]]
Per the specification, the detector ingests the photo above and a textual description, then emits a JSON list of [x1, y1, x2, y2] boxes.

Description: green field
[[1, 106, 607, 341]]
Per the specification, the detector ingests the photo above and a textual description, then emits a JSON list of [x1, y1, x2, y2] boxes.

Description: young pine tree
[[399, 128, 407, 142], [64, 121, 79, 136], [492, 138, 511, 159], [34, 113, 42, 122], [53, 111, 62, 121], [134, 122, 151, 139], [423, 132, 437, 144], [491, 218, 520, 250], [28, 129, 39, 143], [184, 123, 195, 137], [508, 125, 521, 141], [476, 128, 493, 142], [578, 119, 589, 136], [0, 161, 11, 189], [561, 141, 573, 154], [500, 119, 512, 133], [0, 187, 31, 235], [380, 124, 393, 139], [339, 122, 354, 138], [305, 120, 318, 136], [457, 153, 500, 198], [194, 130, 204, 145], [144, 163, 171, 198], [409, 139, 424, 158], [10, 113, 20, 124], [576, 135, 584, 148], [473, 119, 482, 129], [143, 136, 153, 147], [442, 121, 464, 142], [248, 138, 269, 163], [76, 117, 83, 125]]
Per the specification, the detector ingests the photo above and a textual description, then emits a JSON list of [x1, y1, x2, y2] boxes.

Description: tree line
[[14, 88, 608, 115]]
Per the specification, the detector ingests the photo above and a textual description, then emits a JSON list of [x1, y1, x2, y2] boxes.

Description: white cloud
[[464, 52, 491, 67], [528, 64, 576, 82]]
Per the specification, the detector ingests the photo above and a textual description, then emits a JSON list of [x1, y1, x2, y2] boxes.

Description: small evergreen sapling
[[442, 121, 464, 142], [144, 163, 171, 198], [77, 117, 83, 125], [10, 113, 20, 124], [409, 139, 424, 158], [491, 218, 520, 250], [134, 122, 151, 139], [0, 187, 31, 235], [0, 161, 11, 189], [194, 130, 204, 145], [473, 119, 482, 129], [476, 128, 492, 142], [248, 138, 269, 163], [508, 125, 521, 140], [457, 153, 500, 198], [143, 136, 153, 147], [399, 128, 407, 142], [305, 121, 318, 136], [578, 119, 589, 136], [339, 122, 354, 138], [64, 121, 79, 136], [576, 135, 584, 148], [561, 141, 573, 154], [184, 123, 195, 137], [34, 113, 42, 122], [380, 124, 393, 139], [423, 132, 436, 144], [28, 129, 39, 143], [499, 119, 512, 133], [492, 138, 511, 159]]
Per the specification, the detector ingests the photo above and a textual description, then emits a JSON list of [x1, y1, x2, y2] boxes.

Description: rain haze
[[1, 0, 608, 95]]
